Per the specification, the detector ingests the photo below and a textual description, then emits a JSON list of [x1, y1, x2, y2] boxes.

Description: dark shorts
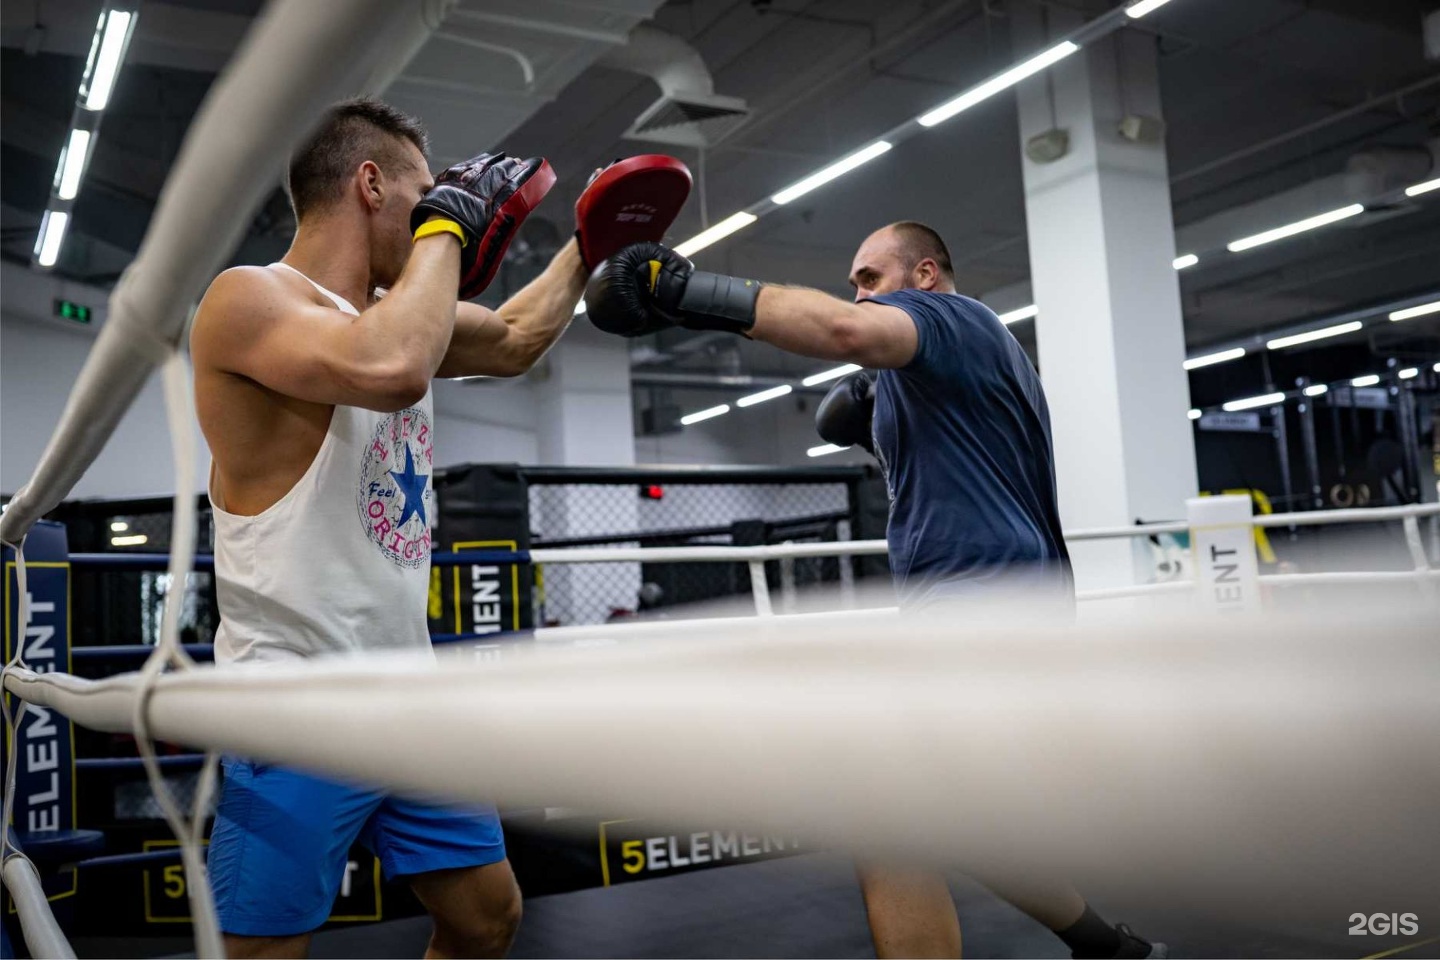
[[207, 758, 506, 937]]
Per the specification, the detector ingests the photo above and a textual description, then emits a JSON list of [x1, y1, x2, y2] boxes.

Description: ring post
[[1186, 495, 1261, 613], [747, 560, 774, 618]]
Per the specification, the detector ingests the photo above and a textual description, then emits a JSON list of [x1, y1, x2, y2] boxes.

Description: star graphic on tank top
[[389, 444, 429, 529]]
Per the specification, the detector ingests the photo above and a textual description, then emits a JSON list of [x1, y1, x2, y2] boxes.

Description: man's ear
[[914, 258, 940, 291], [357, 160, 384, 211]]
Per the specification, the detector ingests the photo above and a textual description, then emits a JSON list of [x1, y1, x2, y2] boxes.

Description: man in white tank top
[[190, 98, 583, 959]]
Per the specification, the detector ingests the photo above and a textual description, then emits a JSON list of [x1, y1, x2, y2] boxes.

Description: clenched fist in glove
[[815, 371, 876, 455], [584, 241, 761, 338]]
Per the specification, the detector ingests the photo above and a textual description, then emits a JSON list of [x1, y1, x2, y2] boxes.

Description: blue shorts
[[207, 758, 507, 937]]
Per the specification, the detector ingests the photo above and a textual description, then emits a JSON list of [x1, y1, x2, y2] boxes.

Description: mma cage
[[43, 463, 890, 649]]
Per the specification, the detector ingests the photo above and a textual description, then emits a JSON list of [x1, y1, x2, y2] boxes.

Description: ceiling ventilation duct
[[601, 24, 749, 147], [1343, 144, 1436, 200], [1175, 137, 1440, 254]]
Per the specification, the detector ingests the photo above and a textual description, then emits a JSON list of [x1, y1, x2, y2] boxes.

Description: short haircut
[[888, 221, 954, 280], [286, 97, 429, 221]]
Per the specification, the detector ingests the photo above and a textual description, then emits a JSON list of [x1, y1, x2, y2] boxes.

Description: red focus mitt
[[412, 152, 556, 300], [575, 155, 692, 269]]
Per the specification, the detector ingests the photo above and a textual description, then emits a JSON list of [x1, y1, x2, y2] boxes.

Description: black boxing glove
[[586, 241, 760, 338], [815, 371, 876, 455], [411, 152, 555, 300], [583, 251, 675, 339]]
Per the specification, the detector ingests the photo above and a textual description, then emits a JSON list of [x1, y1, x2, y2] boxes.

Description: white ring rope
[[523, 502, 1440, 566], [122, 350, 224, 957], [1, 856, 76, 960], [3, 608, 1438, 916]]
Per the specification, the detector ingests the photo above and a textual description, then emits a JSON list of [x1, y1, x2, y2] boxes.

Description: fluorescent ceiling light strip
[[84, 9, 134, 111], [736, 384, 793, 407], [1172, 253, 1199, 270], [1398, 368, 1418, 380], [1225, 204, 1364, 253], [1350, 374, 1380, 388], [35, 210, 70, 267], [1405, 178, 1440, 198], [1223, 392, 1285, 412], [1187, 408, 1201, 420], [679, 404, 730, 426], [997, 304, 1038, 325], [673, 212, 758, 258], [1182, 347, 1244, 371], [56, 129, 92, 200], [110, 534, 148, 546], [1303, 384, 1328, 397], [772, 141, 893, 205], [807, 443, 850, 458], [918, 41, 1080, 128], [1265, 320, 1363, 350], [1388, 300, 1440, 322], [802, 363, 861, 387], [1125, 0, 1176, 17]]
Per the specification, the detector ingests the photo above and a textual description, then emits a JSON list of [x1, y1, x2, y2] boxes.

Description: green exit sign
[[54, 298, 92, 324]]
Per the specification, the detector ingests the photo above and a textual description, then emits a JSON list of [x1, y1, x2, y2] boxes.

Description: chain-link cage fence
[[114, 770, 215, 821], [54, 495, 220, 650], [48, 467, 888, 640], [526, 470, 874, 626]]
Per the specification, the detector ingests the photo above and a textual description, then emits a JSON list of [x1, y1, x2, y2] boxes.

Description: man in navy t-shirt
[[863, 280, 1071, 609], [585, 222, 1162, 959]]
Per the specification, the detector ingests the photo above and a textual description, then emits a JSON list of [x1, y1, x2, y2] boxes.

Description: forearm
[[437, 240, 586, 378], [494, 238, 587, 367], [362, 235, 461, 375], [750, 285, 868, 362]]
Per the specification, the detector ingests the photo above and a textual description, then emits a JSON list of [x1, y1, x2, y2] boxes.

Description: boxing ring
[[2, 1, 1438, 957], [8, 506, 1440, 955]]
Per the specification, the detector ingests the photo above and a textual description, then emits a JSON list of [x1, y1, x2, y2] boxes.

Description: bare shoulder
[[191, 266, 328, 366], [194, 266, 304, 334]]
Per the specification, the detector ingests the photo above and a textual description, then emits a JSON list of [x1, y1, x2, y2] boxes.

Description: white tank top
[[210, 262, 435, 664]]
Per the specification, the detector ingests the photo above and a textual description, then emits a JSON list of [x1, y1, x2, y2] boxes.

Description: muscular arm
[[191, 234, 461, 411], [436, 239, 587, 378], [750, 286, 918, 369]]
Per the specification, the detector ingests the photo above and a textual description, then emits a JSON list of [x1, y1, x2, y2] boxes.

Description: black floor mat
[[70, 852, 1440, 959]]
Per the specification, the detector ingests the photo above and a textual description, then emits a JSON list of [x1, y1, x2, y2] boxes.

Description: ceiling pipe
[[601, 23, 718, 99], [598, 24, 749, 147], [1183, 288, 1440, 361], [631, 371, 830, 394], [446, 8, 630, 46], [1171, 73, 1440, 185], [1174, 136, 1439, 256]]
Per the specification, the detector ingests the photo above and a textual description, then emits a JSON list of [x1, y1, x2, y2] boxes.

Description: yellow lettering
[[163, 864, 185, 899]]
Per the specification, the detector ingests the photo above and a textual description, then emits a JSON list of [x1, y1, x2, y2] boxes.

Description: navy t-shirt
[[865, 290, 1071, 607]]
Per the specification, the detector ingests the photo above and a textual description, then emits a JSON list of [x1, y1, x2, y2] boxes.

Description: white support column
[[532, 327, 641, 625], [1013, 7, 1198, 590], [534, 326, 637, 468]]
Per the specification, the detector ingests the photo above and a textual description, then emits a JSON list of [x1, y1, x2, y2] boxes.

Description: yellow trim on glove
[[647, 259, 662, 292], [413, 219, 467, 247]]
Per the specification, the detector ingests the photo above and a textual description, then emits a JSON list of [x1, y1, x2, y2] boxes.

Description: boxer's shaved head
[[888, 221, 954, 282], [287, 97, 429, 221], [849, 221, 956, 300]]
